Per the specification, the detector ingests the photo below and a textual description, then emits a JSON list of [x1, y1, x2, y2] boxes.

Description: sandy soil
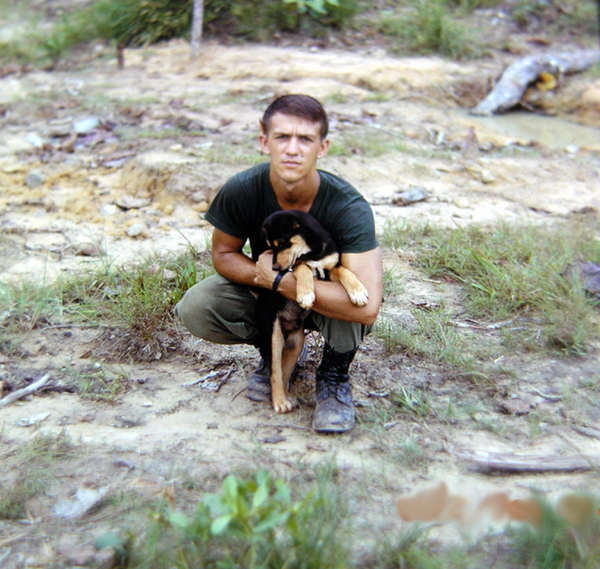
[[1, 24, 600, 567]]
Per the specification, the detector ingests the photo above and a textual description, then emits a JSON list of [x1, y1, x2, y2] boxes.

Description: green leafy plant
[[102, 469, 350, 568]]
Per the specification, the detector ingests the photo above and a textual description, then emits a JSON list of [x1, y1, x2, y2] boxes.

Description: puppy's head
[[261, 211, 312, 272]]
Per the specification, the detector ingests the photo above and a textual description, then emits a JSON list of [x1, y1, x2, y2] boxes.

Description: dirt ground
[[1, 9, 600, 566]]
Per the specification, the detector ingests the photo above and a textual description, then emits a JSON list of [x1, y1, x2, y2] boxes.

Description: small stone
[[25, 132, 44, 148], [116, 197, 151, 210], [481, 169, 495, 184], [73, 242, 103, 256], [393, 187, 428, 206], [25, 170, 45, 188], [100, 203, 118, 216], [127, 223, 149, 238], [73, 117, 99, 134]]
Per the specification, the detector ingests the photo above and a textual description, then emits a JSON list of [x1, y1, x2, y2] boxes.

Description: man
[[176, 94, 383, 433]]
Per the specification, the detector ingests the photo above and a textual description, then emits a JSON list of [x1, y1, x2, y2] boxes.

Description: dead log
[[470, 50, 600, 116], [460, 451, 599, 473], [0, 374, 50, 410]]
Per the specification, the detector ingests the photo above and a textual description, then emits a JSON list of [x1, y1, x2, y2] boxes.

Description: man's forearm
[[276, 277, 379, 326], [213, 252, 258, 287]]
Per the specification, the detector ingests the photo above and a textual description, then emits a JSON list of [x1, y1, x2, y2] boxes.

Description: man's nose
[[285, 136, 299, 154]]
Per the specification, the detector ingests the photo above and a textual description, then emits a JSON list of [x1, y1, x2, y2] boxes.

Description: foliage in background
[[378, 0, 482, 59], [1, 0, 597, 66]]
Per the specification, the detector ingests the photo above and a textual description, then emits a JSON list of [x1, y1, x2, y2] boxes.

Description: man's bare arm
[[211, 228, 258, 286]]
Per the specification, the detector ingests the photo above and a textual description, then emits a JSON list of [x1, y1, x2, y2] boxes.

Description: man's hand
[[254, 250, 278, 289]]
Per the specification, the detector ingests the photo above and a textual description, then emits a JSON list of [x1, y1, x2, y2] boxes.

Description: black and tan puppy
[[256, 210, 369, 413]]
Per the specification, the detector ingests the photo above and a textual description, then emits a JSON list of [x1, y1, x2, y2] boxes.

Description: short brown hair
[[261, 94, 329, 139]]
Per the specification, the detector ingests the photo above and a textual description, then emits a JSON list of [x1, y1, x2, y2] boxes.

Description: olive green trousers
[[175, 274, 369, 353]]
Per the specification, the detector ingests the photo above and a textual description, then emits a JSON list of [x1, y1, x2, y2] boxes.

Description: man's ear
[[317, 138, 330, 159], [259, 121, 270, 155]]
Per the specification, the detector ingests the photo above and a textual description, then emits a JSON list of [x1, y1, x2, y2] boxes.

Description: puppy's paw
[[297, 292, 315, 309], [349, 286, 369, 307], [273, 397, 296, 414]]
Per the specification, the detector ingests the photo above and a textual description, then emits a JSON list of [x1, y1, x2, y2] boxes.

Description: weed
[[391, 385, 431, 418], [0, 279, 62, 333], [64, 360, 132, 403], [382, 263, 403, 300], [397, 435, 428, 468], [103, 468, 351, 568], [0, 431, 75, 520]]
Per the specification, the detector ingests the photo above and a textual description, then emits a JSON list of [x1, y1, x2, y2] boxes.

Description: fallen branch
[[571, 425, 600, 440], [0, 374, 50, 410], [470, 50, 600, 116], [460, 451, 598, 473]]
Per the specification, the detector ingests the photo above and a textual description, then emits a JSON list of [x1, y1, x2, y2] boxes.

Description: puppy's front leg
[[330, 266, 369, 306], [271, 318, 295, 413], [293, 263, 315, 309]]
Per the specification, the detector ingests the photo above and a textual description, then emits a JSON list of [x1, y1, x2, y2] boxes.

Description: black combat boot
[[313, 344, 357, 433], [246, 357, 272, 402], [246, 344, 308, 402]]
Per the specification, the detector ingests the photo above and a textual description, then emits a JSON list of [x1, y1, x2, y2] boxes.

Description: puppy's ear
[[261, 226, 269, 245]]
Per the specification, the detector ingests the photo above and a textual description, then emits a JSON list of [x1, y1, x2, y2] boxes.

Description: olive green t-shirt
[[205, 162, 379, 261]]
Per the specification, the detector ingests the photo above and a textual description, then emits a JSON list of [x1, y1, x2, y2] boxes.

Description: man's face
[[259, 113, 329, 186]]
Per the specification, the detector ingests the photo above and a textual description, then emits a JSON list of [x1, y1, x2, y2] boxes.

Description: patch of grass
[[375, 303, 493, 373], [506, 492, 598, 569], [328, 128, 406, 157], [510, 0, 597, 35], [64, 360, 132, 403], [378, 0, 483, 59], [0, 431, 75, 520], [380, 219, 600, 356], [201, 142, 265, 166], [0, 279, 64, 356], [390, 385, 431, 418]]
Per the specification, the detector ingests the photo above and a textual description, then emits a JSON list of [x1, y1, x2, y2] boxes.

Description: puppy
[[256, 210, 369, 413]]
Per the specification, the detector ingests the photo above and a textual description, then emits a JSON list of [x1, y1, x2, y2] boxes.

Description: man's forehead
[[269, 113, 321, 136]]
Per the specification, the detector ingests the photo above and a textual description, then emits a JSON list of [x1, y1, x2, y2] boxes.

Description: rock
[[393, 187, 429, 206], [116, 196, 151, 210], [127, 223, 149, 238], [25, 170, 45, 188], [498, 397, 531, 416], [73, 116, 99, 134], [25, 132, 44, 148], [481, 169, 496, 184], [72, 242, 103, 256]]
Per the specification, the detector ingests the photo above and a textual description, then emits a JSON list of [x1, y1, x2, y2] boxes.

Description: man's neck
[[271, 169, 320, 212]]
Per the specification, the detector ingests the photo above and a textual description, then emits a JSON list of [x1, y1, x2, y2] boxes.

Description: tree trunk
[[191, 0, 204, 59]]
